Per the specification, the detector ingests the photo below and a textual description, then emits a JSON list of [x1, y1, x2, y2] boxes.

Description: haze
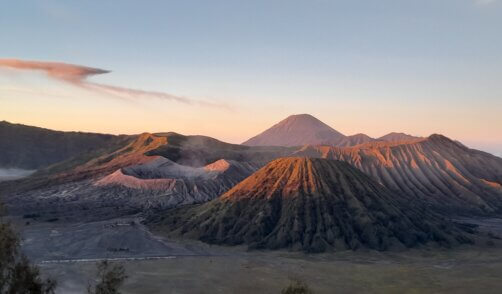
[[1, 0, 501, 156]]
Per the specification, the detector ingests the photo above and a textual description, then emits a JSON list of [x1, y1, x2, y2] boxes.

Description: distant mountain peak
[[378, 132, 420, 142], [281, 113, 322, 122], [286, 113, 316, 119], [272, 114, 337, 130], [242, 114, 346, 147]]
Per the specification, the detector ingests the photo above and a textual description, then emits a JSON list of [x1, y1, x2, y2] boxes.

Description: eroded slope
[[148, 158, 474, 252], [294, 135, 502, 214]]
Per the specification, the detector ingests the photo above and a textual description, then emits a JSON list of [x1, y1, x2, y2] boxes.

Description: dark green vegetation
[[147, 158, 475, 252], [281, 279, 314, 294], [1, 201, 131, 294], [0, 121, 131, 170], [88, 261, 127, 294], [0, 204, 56, 293]]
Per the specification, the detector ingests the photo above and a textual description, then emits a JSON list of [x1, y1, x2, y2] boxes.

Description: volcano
[[242, 114, 346, 147], [148, 157, 473, 252]]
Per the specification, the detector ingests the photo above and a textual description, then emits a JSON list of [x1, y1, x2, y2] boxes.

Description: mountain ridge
[[0, 120, 131, 170], [148, 157, 475, 252], [378, 132, 421, 142], [293, 134, 502, 214], [242, 114, 422, 147]]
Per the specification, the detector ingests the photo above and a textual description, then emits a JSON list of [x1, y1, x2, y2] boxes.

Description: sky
[[0, 0, 501, 156]]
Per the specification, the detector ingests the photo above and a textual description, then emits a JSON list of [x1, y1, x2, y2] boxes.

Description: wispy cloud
[[0, 58, 227, 108], [0, 59, 108, 82]]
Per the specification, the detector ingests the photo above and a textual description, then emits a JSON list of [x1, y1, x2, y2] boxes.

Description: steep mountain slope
[[242, 114, 346, 147], [73, 133, 168, 175], [0, 121, 130, 169], [148, 158, 474, 252], [378, 132, 420, 142], [293, 135, 502, 214]]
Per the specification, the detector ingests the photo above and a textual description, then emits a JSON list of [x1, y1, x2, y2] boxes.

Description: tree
[[0, 203, 57, 294], [281, 278, 314, 294], [87, 260, 127, 294]]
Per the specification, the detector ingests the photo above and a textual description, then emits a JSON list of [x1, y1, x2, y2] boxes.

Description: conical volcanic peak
[[242, 114, 346, 147], [149, 157, 474, 252], [221, 157, 383, 201]]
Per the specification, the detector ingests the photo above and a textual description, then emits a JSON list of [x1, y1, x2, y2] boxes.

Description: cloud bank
[[0, 58, 219, 107]]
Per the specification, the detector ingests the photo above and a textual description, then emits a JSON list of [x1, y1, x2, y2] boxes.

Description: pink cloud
[[0, 58, 225, 107], [0, 59, 108, 82]]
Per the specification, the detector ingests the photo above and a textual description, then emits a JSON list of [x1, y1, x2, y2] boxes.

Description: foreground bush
[[0, 204, 56, 294], [281, 279, 314, 294], [88, 260, 127, 294]]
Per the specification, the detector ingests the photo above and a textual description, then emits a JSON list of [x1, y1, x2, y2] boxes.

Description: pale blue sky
[[0, 0, 501, 155]]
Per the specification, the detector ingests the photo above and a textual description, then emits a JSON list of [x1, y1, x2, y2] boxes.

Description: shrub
[[87, 260, 127, 294], [281, 278, 314, 294], [1, 203, 57, 293]]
